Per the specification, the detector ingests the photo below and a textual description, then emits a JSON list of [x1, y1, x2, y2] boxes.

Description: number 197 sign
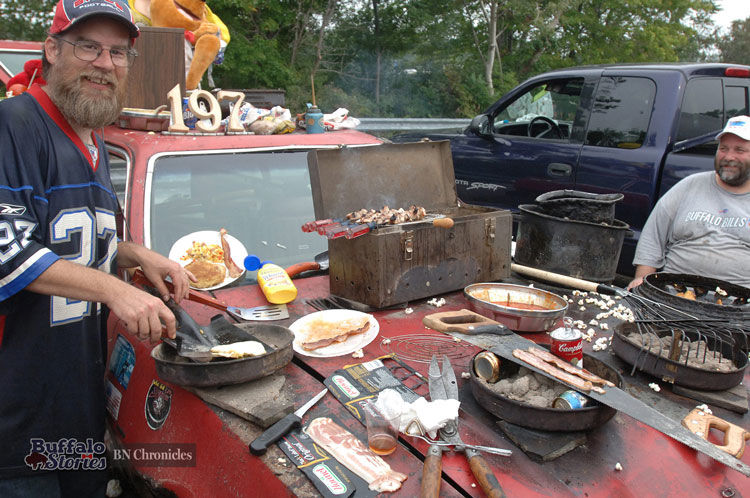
[[166, 84, 246, 134]]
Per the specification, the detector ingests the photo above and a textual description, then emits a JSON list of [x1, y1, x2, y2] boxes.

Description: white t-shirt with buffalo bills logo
[[634, 171, 750, 287]]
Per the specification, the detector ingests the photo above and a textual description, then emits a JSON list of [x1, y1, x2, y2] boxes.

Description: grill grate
[[379, 334, 476, 365]]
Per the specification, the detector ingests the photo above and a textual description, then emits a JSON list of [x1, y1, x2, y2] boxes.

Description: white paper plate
[[168, 230, 248, 290], [290, 309, 379, 358]]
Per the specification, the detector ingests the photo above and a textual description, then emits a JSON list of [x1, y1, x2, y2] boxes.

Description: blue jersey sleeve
[[0, 96, 60, 301]]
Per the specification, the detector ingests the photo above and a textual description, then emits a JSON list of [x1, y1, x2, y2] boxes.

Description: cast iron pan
[[151, 321, 294, 387], [612, 323, 747, 391], [470, 350, 622, 432]]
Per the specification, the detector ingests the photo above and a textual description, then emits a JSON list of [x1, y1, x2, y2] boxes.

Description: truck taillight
[[725, 67, 750, 77]]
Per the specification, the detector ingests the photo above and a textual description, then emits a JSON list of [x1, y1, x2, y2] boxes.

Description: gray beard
[[717, 162, 750, 187], [46, 68, 125, 130]]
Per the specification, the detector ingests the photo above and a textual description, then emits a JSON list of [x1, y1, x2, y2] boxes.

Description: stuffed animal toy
[[129, 0, 224, 90], [6, 59, 46, 95]]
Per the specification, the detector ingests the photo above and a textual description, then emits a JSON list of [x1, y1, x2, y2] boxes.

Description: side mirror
[[468, 114, 493, 140]]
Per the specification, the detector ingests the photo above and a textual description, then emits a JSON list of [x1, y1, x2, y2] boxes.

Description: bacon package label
[[277, 420, 375, 498], [324, 356, 422, 425]]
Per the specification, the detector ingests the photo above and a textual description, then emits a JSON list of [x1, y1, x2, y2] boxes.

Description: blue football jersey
[[0, 86, 119, 477]]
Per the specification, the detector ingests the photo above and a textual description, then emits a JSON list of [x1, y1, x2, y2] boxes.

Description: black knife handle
[[249, 413, 301, 456]]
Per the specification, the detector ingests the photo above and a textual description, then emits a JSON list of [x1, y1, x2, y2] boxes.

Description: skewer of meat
[[219, 228, 244, 278], [526, 347, 615, 387], [512, 349, 606, 394], [306, 417, 407, 492]]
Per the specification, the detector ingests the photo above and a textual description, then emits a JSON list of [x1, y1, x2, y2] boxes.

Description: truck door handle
[[547, 163, 572, 177]]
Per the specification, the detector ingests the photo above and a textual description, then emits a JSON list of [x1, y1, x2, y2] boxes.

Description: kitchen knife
[[249, 388, 328, 456]]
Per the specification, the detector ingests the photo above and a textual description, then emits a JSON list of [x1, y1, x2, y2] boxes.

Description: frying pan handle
[[285, 261, 321, 278], [420, 445, 443, 498], [130, 269, 228, 312], [466, 449, 505, 498]]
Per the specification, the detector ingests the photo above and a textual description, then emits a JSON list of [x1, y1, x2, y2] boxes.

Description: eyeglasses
[[54, 36, 137, 68]]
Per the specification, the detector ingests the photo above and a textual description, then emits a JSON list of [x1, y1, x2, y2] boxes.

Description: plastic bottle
[[244, 255, 298, 304]]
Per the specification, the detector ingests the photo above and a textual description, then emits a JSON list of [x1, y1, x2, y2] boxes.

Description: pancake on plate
[[185, 260, 226, 288], [300, 316, 371, 351]]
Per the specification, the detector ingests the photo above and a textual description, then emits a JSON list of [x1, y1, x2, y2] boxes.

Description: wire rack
[[379, 333, 476, 365]]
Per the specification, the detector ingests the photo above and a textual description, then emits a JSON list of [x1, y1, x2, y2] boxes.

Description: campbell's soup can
[[549, 326, 583, 368], [553, 390, 590, 410]]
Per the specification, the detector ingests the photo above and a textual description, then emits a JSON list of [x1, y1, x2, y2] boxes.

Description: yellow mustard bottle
[[244, 255, 297, 304]]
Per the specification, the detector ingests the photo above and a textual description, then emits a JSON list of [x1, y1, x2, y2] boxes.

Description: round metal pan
[[612, 324, 747, 391], [464, 282, 567, 332], [639, 273, 750, 318], [470, 350, 622, 432], [151, 323, 294, 387]]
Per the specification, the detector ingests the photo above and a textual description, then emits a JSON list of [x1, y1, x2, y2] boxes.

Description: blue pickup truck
[[394, 63, 750, 276]]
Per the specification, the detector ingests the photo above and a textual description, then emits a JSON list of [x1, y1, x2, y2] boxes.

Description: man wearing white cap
[[0, 1, 194, 495], [629, 115, 750, 289]]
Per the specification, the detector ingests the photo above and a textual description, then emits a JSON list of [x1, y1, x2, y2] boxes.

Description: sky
[[712, 0, 748, 30]]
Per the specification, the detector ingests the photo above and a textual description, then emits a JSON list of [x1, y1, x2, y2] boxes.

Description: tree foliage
[[3, 0, 739, 118], [718, 17, 750, 65], [0, 0, 56, 40]]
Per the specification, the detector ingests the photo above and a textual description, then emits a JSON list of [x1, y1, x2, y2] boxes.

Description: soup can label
[[549, 326, 583, 368], [553, 390, 590, 410]]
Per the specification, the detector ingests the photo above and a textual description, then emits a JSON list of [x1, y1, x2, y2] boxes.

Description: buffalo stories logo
[[24, 438, 106, 471]]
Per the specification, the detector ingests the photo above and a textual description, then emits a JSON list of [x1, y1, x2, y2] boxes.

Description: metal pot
[[470, 350, 622, 432], [612, 323, 747, 391], [464, 282, 567, 332], [151, 323, 294, 387], [535, 190, 624, 224], [514, 204, 632, 283]]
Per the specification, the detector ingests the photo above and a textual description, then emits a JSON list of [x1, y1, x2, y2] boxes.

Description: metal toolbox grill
[[307, 141, 512, 308]]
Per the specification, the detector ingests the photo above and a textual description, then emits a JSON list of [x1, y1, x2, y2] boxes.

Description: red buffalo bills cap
[[50, 0, 139, 39]]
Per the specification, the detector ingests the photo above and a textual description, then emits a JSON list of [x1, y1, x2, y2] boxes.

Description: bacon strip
[[219, 228, 243, 278], [306, 417, 407, 492], [512, 349, 606, 394], [526, 347, 615, 387]]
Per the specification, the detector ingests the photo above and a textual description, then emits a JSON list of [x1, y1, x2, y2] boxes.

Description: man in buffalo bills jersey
[[0, 1, 194, 495]]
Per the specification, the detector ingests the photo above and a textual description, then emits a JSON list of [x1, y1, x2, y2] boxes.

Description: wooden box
[[123, 27, 185, 110], [307, 141, 512, 308]]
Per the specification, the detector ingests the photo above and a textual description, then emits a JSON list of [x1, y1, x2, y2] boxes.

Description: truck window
[[494, 78, 583, 139], [147, 151, 325, 270], [585, 76, 655, 149], [676, 78, 723, 141], [725, 85, 749, 119]]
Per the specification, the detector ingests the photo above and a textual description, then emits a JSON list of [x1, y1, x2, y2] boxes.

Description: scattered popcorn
[[579, 306, 586, 311], [471, 483, 477, 488], [382, 338, 391, 345], [427, 297, 446, 307], [563, 295, 568, 300], [589, 319, 599, 326], [715, 287, 727, 297], [578, 299, 585, 305], [461, 372, 471, 379], [600, 323, 609, 330], [696, 404, 713, 415], [528, 283, 534, 288], [615, 462, 623, 471], [404, 307, 414, 314], [352, 349, 364, 358], [586, 328, 596, 337], [593, 337, 609, 351], [648, 382, 661, 392], [277, 457, 286, 464]]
